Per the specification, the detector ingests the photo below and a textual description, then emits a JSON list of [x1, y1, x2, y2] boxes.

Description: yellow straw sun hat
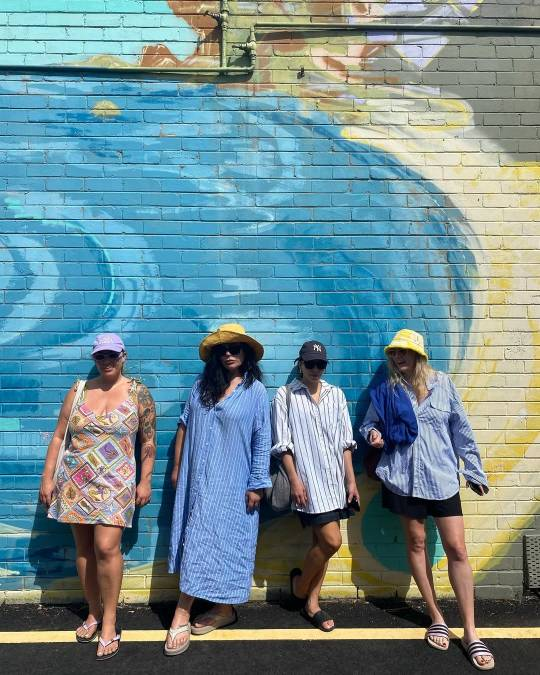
[[198, 323, 264, 362], [384, 329, 427, 359]]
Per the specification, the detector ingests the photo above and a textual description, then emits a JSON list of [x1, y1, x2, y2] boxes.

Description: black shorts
[[381, 484, 462, 519], [297, 507, 353, 529]]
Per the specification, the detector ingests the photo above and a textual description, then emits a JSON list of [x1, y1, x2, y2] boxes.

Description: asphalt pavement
[[0, 597, 538, 674]]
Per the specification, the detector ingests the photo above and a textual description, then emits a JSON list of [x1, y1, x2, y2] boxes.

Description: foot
[[463, 631, 495, 670], [192, 604, 235, 631], [304, 602, 334, 631], [166, 608, 191, 653], [76, 613, 102, 642], [425, 623, 449, 651], [96, 623, 119, 659]]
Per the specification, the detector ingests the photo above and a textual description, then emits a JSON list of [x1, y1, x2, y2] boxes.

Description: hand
[[290, 478, 308, 508], [368, 428, 384, 449], [346, 480, 360, 507], [171, 464, 179, 489], [245, 489, 262, 513], [39, 475, 55, 508], [135, 480, 152, 507], [466, 481, 488, 496]]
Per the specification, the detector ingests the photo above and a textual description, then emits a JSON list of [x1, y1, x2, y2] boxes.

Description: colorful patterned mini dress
[[48, 379, 139, 528]]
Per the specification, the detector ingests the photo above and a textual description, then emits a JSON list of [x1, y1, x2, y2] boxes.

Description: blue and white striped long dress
[[168, 378, 271, 604]]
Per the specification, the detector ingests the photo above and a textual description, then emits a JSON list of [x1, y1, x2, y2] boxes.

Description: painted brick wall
[[1, 1, 539, 603]]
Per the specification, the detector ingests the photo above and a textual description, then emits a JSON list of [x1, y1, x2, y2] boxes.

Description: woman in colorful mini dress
[[361, 329, 494, 671], [165, 324, 271, 656], [40, 333, 156, 660], [271, 341, 359, 632]]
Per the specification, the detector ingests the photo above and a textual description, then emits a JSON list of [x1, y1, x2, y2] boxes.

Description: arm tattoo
[[137, 383, 156, 461]]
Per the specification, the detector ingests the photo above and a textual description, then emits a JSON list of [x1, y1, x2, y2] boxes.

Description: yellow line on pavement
[[0, 627, 539, 643]]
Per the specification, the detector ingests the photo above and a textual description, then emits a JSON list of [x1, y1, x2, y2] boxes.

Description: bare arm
[[343, 448, 360, 505], [171, 422, 186, 489], [136, 383, 156, 507], [39, 383, 78, 508]]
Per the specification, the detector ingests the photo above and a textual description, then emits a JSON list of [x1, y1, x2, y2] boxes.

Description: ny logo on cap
[[313, 344, 322, 352]]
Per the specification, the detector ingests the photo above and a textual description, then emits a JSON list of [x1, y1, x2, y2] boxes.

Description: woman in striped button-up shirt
[[271, 340, 359, 632], [361, 329, 494, 671]]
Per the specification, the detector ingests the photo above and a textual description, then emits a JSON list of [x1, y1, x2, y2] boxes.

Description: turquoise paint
[[0, 1, 197, 66], [0, 77, 476, 587], [0, 418, 20, 431]]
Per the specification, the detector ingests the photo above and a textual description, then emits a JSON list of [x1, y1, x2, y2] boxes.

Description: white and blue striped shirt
[[271, 378, 356, 514], [360, 372, 488, 500]]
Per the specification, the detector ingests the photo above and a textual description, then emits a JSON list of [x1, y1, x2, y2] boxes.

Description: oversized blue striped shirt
[[360, 372, 488, 500], [168, 378, 271, 604]]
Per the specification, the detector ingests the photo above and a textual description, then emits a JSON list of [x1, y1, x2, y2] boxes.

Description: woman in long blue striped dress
[[165, 324, 271, 657], [361, 329, 494, 671]]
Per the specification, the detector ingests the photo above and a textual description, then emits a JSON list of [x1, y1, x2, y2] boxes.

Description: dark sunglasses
[[94, 351, 122, 361], [215, 343, 243, 357], [304, 360, 327, 370]]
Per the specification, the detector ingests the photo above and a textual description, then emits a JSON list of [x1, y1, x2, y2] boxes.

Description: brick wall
[[1, 1, 539, 602]]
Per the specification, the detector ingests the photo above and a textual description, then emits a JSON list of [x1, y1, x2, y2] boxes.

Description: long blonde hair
[[387, 352, 435, 401]]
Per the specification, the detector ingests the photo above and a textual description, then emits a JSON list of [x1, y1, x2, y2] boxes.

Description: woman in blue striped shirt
[[165, 324, 271, 657], [361, 329, 494, 671], [272, 340, 359, 632]]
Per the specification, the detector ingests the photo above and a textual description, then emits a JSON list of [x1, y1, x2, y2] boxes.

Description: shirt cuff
[[271, 441, 294, 456], [247, 477, 272, 491], [462, 468, 488, 487], [343, 440, 357, 452]]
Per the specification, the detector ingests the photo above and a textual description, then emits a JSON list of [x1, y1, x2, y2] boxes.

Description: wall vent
[[524, 535, 540, 591]]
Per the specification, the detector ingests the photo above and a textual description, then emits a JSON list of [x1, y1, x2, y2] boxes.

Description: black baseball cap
[[299, 341, 327, 362]]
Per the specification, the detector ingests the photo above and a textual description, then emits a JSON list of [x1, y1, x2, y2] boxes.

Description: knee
[[408, 534, 426, 555], [75, 539, 94, 558], [320, 531, 342, 558], [445, 542, 468, 563], [94, 538, 121, 562]]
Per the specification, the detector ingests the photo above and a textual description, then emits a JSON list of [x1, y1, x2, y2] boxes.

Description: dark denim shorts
[[381, 484, 463, 519], [297, 507, 353, 529]]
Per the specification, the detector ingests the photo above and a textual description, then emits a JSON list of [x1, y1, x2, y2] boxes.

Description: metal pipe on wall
[[254, 21, 540, 35]]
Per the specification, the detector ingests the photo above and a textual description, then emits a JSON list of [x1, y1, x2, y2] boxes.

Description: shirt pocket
[[420, 397, 451, 428]]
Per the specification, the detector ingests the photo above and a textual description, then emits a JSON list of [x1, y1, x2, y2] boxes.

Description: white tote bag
[[53, 379, 86, 483]]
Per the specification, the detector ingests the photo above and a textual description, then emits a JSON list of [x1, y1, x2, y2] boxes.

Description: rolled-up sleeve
[[448, 380, 488, 487], [359, 402, 380, 442], [339, 390, 357, 451], [271, 386, 294, 456], [247, 388, 272, 491]]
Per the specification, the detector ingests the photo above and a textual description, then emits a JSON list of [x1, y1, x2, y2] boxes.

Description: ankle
[[173, 607, 190, 624]]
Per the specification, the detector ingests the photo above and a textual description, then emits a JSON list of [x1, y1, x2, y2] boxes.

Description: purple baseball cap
[[91, 333, 125, 355]]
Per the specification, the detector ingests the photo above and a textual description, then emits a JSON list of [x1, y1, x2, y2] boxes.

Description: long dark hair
[[199, 342, 262, 408]]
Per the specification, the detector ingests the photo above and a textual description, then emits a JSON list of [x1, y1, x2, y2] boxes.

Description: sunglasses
[[215, 343, 243, 357], [94, 351, 122, 361], [304, 360, 327, 370]]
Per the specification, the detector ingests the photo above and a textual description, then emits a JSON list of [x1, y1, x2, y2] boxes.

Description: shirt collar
[[291, 378, 331, 393]]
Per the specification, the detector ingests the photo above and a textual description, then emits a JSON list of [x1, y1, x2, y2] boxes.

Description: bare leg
[[293, 521, 341, 631], [166, 592, 195, 651], [400, 516, 448, 649], [93, 524, 123, 657], [435, 516, 494, 668], [71, 524, 101, 639]]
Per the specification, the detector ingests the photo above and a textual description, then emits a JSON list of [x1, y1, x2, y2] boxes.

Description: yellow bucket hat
[[198, 323, 264, 362], [384, 329, 427, 359]]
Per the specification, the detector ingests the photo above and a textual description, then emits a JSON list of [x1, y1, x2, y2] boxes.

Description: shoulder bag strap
[[53, 379, 86, 481]]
